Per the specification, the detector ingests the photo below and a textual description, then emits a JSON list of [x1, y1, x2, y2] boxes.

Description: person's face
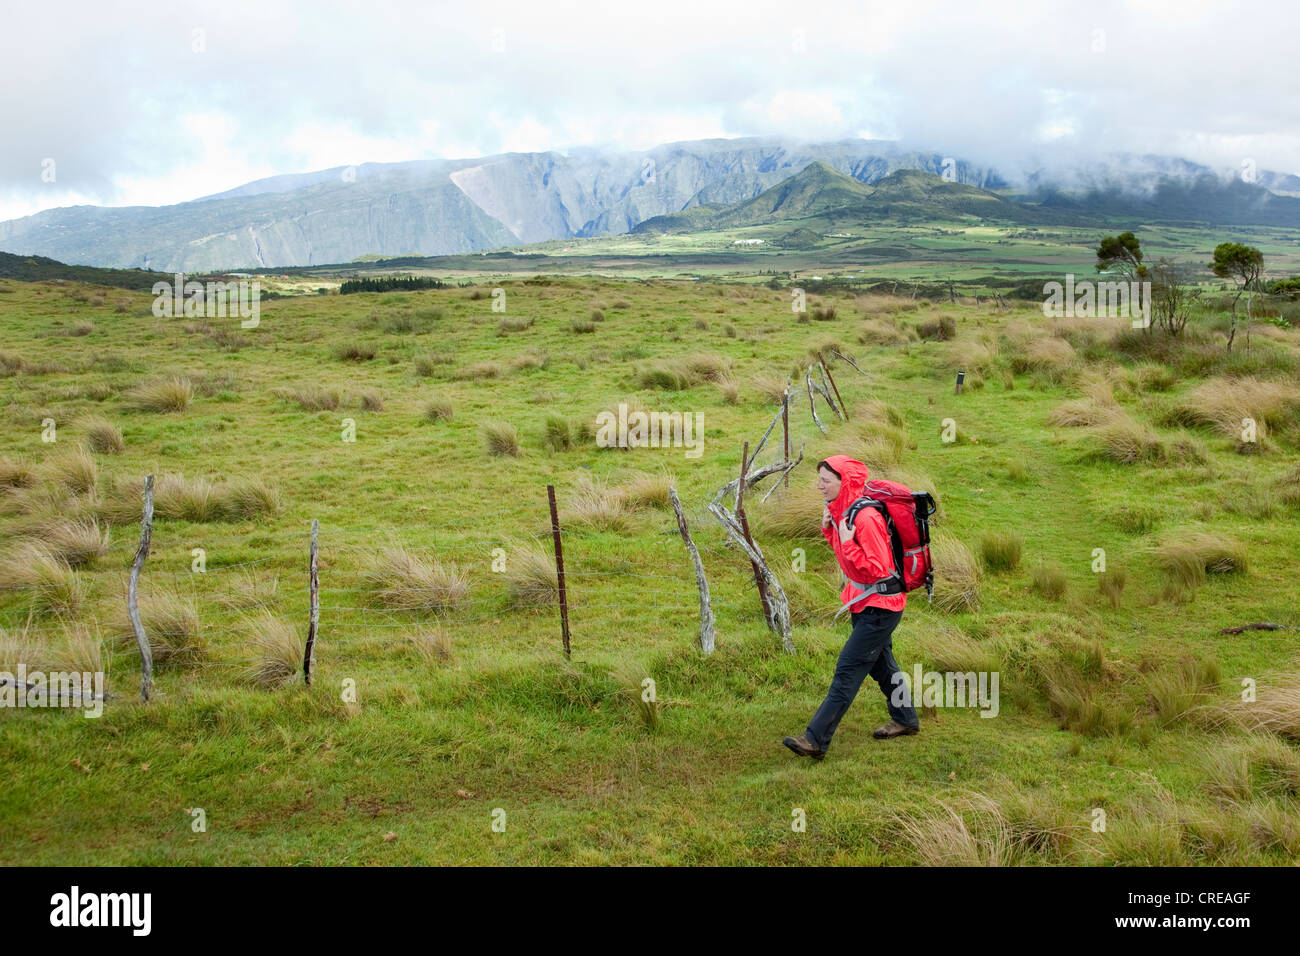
[[817, 466, 841, 503]]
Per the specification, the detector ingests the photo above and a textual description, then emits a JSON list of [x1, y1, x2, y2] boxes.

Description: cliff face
[[1, 137, 1295, 272]]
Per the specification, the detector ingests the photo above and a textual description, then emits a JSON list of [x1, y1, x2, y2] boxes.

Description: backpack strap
[[835, 496, 904, 619]]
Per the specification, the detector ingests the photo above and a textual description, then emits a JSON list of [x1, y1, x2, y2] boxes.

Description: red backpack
[[844, 480, 937, 602]]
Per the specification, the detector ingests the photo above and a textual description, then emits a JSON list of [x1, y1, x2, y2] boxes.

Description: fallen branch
[[1218, 622, 1300, 635]]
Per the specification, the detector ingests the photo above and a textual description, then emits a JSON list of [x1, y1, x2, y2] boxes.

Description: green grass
[[1, 273, 1299, 864]]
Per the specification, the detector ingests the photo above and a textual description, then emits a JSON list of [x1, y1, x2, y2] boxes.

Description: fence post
[[127, 474, 155, 702], [669, 487, 714, 654], [955, 370, 965, 395], [304, 519, 319, 685], [736, 442, 772, 622], [818, 351, 847, 420], [546, 484, 571, 659], [782, 390, 790, 488]]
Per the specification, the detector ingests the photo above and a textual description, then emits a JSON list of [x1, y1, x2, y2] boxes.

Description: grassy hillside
[[1, 274, 1299, 864]]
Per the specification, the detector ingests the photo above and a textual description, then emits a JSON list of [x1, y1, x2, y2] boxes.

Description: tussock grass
[[543, 413, 574, 451], [1153, 532, 1248, 589], [859, 317, 912, 346], [456, 361, 504, 380], [129, 376, 194, 412], [43, 447, 98, 495], [0, 456, 37, 490], [24, 517, 110, 567], [1147, 656, 1221, 727], [414, 352, 455, 376], [243, 613, 302, 689], [276, 385, 343, 411], [497, 317, 535, 334], [0, 541, 84, 614], [482, 421, 522, 457], [510, 350, 547, 371], [916, 315, 956, 341], [751, 371, 790, 404], [114, 586, 206, 667], [751, 480, 825, 540], [362, 548, 469, 613], [82, 416, 125, 454], [618, 470, 675, 510], [423, 397, 454, 422], [1277, 465, 1300, 509], [406, 626, 453, 664], [1090, 415, 1164, 464], [1098, 569, 1126, 608], [99, 474, 279, 525], [502, 541, 558, 608], [562, 472, 631, 531], [1164, 376, 1300, 439], [334, 343, 376, 362], [979, 531, 1022, 572], [358, 389, 384, 411], [1030, 562, 1068, 600], [930, 530, 981, 612]]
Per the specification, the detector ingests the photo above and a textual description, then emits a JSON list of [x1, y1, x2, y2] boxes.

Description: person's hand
[[837, 516, 854, 543], [821, 506, 831, 530]]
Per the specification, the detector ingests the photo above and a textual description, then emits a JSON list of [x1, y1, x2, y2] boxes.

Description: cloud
[[1, 0, 1297, 221]]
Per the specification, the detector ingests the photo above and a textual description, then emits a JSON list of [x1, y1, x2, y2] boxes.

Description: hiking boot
[[873, 721, 920, 739], [783, 734, 827, 760]]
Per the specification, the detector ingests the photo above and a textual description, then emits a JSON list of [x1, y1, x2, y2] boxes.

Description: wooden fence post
[[304, 519, 319, 685], [819, 351, 847, 419], [547, 485, 572, 659], [127, 474, 155, 702], [782, 390, 790, 488], [955, 370, 965, 395], [669, 487, 714, 654], [736, 442, 772, 622]]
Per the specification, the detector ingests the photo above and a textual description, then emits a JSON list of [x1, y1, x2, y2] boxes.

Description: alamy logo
[[49, 886, 151, 936], [892, 666, 999, 717], [0, 666, 104, 718], [1042, 274, 1150, 328], [594, 402, 704, 459], [152, 272, 260, 328]]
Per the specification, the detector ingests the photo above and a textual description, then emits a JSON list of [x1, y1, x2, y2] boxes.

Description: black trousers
[[805, 606, 918, 750]]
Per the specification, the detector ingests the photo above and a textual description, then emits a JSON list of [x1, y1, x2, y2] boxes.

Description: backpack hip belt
[[834, 572, 903, 620]]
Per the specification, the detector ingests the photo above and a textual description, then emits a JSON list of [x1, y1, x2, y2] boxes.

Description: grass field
[[2, 273, 1299, 865]]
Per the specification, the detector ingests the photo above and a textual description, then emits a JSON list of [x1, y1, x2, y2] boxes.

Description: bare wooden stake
[[669, 487, 714, 654], [547, 484, 572, 659], [127, 474, 155, 702], [737, 442, 772, 623], [819, 351, 848, 419], [782, 389, 790, 488], [805, 366, 828, 434], [304, 519, 319, 686]]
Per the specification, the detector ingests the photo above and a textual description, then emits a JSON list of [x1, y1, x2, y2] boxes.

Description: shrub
[[130, 376, 194, 412], [979, 531, 1022, 572], [362, 548, 469, 613], [483, 421, 522, 457]]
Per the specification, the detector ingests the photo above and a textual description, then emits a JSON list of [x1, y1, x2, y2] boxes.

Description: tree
[[1096, 232, 1149, 281], [1209, 242, 1264, 350], [1096, 232, 1150, 328], [1150, 258, 1194, 335]]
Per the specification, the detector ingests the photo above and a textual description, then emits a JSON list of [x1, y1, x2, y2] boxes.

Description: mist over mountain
[[2, 137, 1296, 273]]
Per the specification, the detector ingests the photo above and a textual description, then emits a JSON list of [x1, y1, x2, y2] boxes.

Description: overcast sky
[[2, 0, 1297, 221]]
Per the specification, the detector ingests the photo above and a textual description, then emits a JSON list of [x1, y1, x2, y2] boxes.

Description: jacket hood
[[822, 455, 870, 520]]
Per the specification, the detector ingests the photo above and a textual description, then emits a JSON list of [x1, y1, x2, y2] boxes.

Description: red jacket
[[820, 455, 906, 614]]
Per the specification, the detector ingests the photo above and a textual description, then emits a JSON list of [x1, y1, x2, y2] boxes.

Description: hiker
[[784, 455, 920, 759]]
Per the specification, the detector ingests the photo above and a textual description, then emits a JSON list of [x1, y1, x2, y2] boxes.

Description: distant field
[[2, 274, 1299, 864]]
